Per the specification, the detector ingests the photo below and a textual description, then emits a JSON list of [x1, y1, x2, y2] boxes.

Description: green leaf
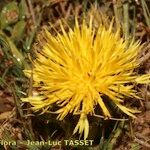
[[19, 0, 27, 20], [0, 2, 19, 29], [11, 20, 26, 42], [0, 30, 30, 69]]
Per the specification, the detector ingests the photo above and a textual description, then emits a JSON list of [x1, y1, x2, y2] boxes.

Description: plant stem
[[123, 1, 129, 39]]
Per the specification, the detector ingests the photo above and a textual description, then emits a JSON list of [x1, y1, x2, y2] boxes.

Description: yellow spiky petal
[[22, 18, 150, 139]]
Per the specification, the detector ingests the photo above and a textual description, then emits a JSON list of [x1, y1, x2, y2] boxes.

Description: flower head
[[22, 18, 150, 139]]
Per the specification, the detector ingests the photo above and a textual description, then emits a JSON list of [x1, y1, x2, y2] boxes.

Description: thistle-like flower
[[22, 18, 150, 139]]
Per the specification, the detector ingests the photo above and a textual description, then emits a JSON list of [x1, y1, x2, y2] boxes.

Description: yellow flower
[[22, 18, 150, 139]]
